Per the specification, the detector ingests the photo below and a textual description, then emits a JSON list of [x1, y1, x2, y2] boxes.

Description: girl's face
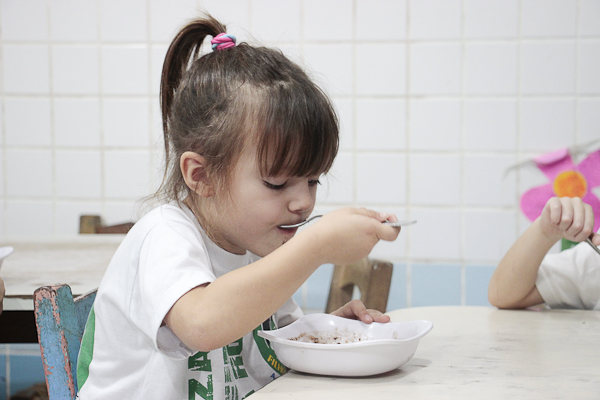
[[207, 145, 320, 257]]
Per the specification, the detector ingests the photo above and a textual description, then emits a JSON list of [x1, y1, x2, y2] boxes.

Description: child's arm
[[164, 207, 400, 352], [488, 197, 599, 309]]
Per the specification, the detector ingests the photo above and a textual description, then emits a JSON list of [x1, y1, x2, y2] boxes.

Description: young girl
[[488, 196, 600, 310], [76, 15, 401, 399]]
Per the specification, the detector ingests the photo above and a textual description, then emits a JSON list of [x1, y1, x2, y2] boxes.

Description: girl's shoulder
[[124, 202, 203, 246], [138, 202, 197, 228]]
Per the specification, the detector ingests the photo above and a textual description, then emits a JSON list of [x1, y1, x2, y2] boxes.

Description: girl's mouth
[[278, 215, 322, 229]]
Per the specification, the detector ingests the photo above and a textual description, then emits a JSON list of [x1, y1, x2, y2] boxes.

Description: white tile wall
[[103, 99, 151, 147], [520, 43, 576, 95], [579, 42, 600, 94], [521, 0, 577, 38], [410, 43, 461, 95], [356, 99, 405, 151], [2, 45, 50, 94], [579, 0, 600, 36], [409, 99, 461, 151], [4, 98, 52, 146], [464, 0, 519, 39], [55, 150, 102, 198], [0, 0, 48, 41], [54, 99, 101, 147], [464, 100, 517, 151], [1, 0, 599, 305], [409, 0, 461, 40], [252, 0, 301, 42], [52, 46, 100, 94], [49, 0, 99, 42], [101, 46, 149, 95], [356, 0, 406, 41], [464, 43, 518, 95], [520, 99, 576, 151]]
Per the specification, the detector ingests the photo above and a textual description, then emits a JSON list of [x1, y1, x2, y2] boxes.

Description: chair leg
[[34, 285, 81, 400], [362, 259, 393, 313]]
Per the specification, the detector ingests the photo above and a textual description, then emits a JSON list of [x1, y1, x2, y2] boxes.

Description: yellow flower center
[[553, 170, 587, 198]]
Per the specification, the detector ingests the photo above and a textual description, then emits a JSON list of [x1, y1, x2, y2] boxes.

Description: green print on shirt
[[189, 352, 213, 400], [253, 318, 287, 375], [224, 338, 248, 380], [188, 318, 284, 399], [223, 338, 248, 400]]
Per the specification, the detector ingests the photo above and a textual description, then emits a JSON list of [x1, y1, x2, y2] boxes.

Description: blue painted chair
[[33, 284, 96, 400]]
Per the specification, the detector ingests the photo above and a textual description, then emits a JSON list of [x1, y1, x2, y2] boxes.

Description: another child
[[76, 15, 401, 399], [488, 196, 600, 310]]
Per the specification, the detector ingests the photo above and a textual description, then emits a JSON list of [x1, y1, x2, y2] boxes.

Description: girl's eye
[[264, 181, 286, 190], [308, 179, 321, 186]]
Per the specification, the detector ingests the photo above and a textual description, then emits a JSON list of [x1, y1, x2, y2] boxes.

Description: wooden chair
[[79, 215, 134, 234], [34, 284, 97, 400], [325, 258, 393, 314]]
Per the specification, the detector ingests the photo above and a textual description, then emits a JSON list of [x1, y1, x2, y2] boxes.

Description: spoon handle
[[586, 237, 600, 256], [383, 219, 417, 227], [280, 216, 418, 229]]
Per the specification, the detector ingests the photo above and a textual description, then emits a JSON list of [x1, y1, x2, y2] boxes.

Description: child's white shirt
[[536, 238, 600, 310], [77, 203, 302, 399]]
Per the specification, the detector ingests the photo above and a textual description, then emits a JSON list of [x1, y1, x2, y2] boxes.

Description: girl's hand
[[303, 207, 401, 266], [539, 197, 596, 243], [330, 299, 390, 324]]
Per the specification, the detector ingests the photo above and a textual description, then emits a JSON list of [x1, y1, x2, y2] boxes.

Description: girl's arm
[[488, 197, 598, 309], [164, 207, 399, 352]]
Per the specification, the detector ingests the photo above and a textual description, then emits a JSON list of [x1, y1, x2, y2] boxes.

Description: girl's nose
[[289, 182, 315, 213]]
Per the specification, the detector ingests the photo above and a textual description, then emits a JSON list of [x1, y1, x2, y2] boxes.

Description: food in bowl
[[289, 328, 371, 344]]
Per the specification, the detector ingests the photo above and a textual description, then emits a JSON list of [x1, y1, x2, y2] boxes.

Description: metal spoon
[[279, 215, 417, 229], [587, 237, 600, 256]]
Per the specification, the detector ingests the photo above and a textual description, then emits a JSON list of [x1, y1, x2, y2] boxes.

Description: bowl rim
[[257, 315, 433, 350]]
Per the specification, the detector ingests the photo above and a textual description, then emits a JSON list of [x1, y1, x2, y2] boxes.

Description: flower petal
[[535, 150, 576, 182], [520, 184, 555, 222], [581, 192, 600, 233], [577, 149, 600, 189]]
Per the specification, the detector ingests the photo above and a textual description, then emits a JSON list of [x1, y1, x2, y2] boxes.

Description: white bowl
[[258, 313, 432, 377]]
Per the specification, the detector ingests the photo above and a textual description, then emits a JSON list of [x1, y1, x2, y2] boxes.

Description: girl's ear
[[180, 151, 214, 197]]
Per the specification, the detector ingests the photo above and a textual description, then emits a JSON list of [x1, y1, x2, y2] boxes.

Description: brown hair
[[156, 14, 339, 207]]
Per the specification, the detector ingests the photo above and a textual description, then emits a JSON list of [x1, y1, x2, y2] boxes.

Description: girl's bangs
[[253, 85, 339, 178]]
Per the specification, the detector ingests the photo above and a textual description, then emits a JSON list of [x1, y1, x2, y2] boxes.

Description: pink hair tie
[[211, 33, 236, 51]]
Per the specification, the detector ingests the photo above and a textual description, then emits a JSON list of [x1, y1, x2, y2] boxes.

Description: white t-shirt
[[77, 203, 302, 399], [536, 239, 600, 310]]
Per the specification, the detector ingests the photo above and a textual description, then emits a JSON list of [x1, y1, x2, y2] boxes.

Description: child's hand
[[330, 299, 390, 324], [538, 197, 596, 243], [304, 207, 400, 266]]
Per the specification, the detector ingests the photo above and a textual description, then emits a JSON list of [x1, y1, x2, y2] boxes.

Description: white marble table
[[1, 236, 122, 311], [253, 306, 600, 399]]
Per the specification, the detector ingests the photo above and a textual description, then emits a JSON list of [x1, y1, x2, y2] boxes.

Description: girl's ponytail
[[160, 16, 226, 143]]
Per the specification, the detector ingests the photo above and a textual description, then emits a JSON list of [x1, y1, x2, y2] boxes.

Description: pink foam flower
[[520, 148, 600, 232]]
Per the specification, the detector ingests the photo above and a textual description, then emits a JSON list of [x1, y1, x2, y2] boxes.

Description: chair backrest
[[79, 215, 134, 234], [34, 284, 96, 400], [325, 258, 393, 314]]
